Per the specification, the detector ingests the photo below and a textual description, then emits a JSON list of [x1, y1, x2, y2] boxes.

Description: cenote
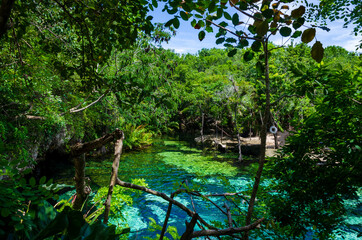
[[53, 138, 361, 239]]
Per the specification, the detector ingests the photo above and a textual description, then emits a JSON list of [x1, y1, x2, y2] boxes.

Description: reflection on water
[[54, 138, 361, 239]]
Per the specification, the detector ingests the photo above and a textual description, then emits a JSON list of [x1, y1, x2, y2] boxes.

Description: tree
[[161, 0, 326, 238], [0, 0, 164, 177], [267, 47, 361, 238], [0, 1, 169, 236]]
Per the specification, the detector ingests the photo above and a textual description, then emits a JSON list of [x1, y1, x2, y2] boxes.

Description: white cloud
[[342, 38, 361, 52]]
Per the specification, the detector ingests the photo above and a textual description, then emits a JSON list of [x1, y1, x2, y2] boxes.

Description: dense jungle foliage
[[0, 0, 361, 239]]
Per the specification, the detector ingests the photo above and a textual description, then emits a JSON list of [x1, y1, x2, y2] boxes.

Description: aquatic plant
[[159, 140, 239, 177]]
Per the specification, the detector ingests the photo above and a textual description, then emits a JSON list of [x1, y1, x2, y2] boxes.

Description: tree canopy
[[0, 0, 361, 239]]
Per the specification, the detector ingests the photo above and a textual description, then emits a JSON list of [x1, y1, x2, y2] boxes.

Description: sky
[[150, 2, 361, 54]]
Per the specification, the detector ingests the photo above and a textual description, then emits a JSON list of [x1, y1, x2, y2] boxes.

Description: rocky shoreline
[[195, 132, 290, 157]]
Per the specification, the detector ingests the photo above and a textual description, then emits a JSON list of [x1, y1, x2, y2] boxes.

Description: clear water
[[54, 138, 361, 239], [94, 139, 254, 238]]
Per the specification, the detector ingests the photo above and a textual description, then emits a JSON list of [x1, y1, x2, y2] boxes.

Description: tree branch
[[116, 179, 266, 238], [70, 128, 123, 157], [229, 1, 261, 21], [103, 131, 124, 224], [191, 218, 264, 238], [63, 88, 110, 115], [30, 22, 73, 52], [206, 19, 258, 41], [224, 203, 233, 228], [115, 179, 216, 230], [160, 188, 184, 240], [347, 96, 362, 105], [270, 94, 300, 106]]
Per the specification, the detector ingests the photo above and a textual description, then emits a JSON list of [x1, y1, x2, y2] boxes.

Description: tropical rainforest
[[0, 0, 361, 239]]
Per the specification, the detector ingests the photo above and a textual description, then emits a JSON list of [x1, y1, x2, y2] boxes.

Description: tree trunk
[[103, 131, 124, 224], [274, 133, 278, 149], [230, 77, 243, 161], [235, 104, 243, 162], [0, 0, 15, 39], [71, 129, 123, 210], [73, 154, 89, 210], [244, 40, 271, 239], [200, 106, 204, 144]]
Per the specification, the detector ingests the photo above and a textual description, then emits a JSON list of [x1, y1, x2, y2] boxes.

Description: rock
[[195, 132, 290, 156]]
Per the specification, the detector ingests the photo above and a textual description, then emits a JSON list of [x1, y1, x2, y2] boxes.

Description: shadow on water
[[52, 137, 361, 239]]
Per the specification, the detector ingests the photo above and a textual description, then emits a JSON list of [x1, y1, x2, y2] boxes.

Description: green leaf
[[256, 61, 264, 74], [67, 210, 86, 239], [238, 1, 248, 10], [39, 176, 46, 185], [33, 211, 69, 240], [224, 12, 232, 20], [291, 30, 302, 38], [83, 221, 119, 239], [205, 26, 213, 33], [219, 21, 228, 27], [243, 51, 254, 61], [292, 17, 305, 29], [173, 18, 180, 29], [180, 11, 188, 21], [301, 28, 316, 43], [280, 27, 292, 37], [167, 8, 178, 15], [217, 8, 223, 19], [262, 9, 274, 19], [29, 177, 36, 186], [119, 227, 131, 234], [238, 39, 249, 48], [248, 25, 256, 34], [20, 178, 26, 186], [311, 41, 324, 63], [1, 208, 10, 217], [232, 13, 239, 26], [226, 37, 237, 43], [208, 1, 217, 13], [46, 178, 53, 185], [251, 40, 262, 52], [152, 0, 158, 8], [198, 31, 205, 41], [197, 20, 205, 28], [165, 19, 174, 27], [216, 38, 225, 44], [191, 19, 197, 27], [228, 49, 237, 57]]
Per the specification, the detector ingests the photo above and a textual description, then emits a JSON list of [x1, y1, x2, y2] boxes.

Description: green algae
[[158, 140, 239, 177]]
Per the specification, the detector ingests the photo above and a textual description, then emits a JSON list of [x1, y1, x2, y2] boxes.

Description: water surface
[[54, 138, 361, 239]]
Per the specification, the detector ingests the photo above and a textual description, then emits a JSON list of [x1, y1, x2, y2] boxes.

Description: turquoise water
[[90, 139, 253, 238], [55, 139, 255, 238], [54, 138, 361, 239]]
